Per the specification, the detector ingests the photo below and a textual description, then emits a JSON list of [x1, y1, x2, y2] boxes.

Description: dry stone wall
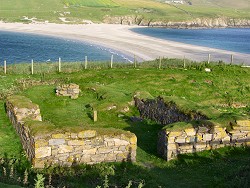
[[158, 120, 250, 161], [135, 97, 207, 125], [56, 83, 80, 99], [33, 130, 136, 168], [6, 95, 137, 168]]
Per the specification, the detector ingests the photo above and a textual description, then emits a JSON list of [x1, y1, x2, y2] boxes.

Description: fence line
[[0, 54, 246, 75]]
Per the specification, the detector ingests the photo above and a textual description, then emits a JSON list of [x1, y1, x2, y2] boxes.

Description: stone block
[[234, 126, 250, 131], [178, 144, 193, 151], [52, 133, 67, 139], [71, 133, 78, 139], [167, 137, 176, 144], [80, 155, 91, 163], [167, 143, 177, 150], [213, 126, 225, 133], [68, 140, 84, 146], [16, 108, 29, 114], [105, 141, 115, 147], [49, 139, 65, 146], [35, 147, 51, 158], [211, 144, 225, 149], [236, 120, 250, 127], [97, 147, 113, 154], [126, 144, 137, 152], [231, 133, 247, 140], [222, 136, 231, 144], [116, 153, 128, 161], [58, 145, 74, 153], [194, 143, 206, 150], [105, 154, 117, 162], [58, 154, 70, 161], [91, 154, 105, 163], [185, 136, 196, 143], [203, 134, 213, 141], [35, 139, 48, 148], [196, 134, 204, 142], [82, 148, 97, 155], [184, 128, 196, 136], [119, 146, 126, 151], [175, 137, 186, 144], [168, 131, 182, 137], [129, 135, 137, 145], [78, 130, 96, 139], [113, 139, 130, 146]]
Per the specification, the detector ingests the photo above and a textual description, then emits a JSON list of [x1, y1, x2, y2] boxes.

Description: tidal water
[[131, 28, 250, 54], [0, 31, 132, 64]]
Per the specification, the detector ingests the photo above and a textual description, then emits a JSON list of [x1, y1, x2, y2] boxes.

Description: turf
[[0, 0, 249, 23]]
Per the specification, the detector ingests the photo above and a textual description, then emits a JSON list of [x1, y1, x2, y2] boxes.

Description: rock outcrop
[[103, 15, 250, 28]]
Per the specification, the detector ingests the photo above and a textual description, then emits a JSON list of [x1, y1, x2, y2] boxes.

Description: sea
[[0, 28, 249, 64], [131, 28, 250, 54], [0, 31, 133, 64]]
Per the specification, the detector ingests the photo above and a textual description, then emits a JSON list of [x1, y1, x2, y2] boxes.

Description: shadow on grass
[[123, 115, 163, 157]]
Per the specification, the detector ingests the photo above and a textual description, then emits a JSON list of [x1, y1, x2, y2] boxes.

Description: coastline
[[0, 22, 249, 65]]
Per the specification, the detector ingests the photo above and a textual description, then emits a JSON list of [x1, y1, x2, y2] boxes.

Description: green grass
[[0, 60, 249, 187], [0, 0, 249, 23], [0, 101, 23, 157], [63, 0, 119, 7]]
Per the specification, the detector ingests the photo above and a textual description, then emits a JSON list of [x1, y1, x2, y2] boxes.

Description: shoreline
[[0, 22, 249, 65]]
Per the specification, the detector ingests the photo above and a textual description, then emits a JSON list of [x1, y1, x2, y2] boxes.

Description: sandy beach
[[0, 22, 249, 64]]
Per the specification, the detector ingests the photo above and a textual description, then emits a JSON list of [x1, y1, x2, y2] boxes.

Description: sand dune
[[0, 22, 249, 64]]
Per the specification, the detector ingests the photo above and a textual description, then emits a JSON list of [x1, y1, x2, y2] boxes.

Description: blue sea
[[131, 28, 250, 54], [1, 28, 249, 65], [0, 31, 132, 64]]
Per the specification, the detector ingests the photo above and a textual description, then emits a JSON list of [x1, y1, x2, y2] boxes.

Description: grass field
[[0, 0, 249, 23], [63, 0, 119, 7], [0, 60, 249, 187]]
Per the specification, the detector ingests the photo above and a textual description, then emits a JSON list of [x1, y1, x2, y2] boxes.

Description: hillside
[[0, 0, 249, 26]]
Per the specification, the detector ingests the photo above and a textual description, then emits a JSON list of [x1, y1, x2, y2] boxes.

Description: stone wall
[[56, 83, 80, 99], [6, 95, 137, 168], [135, 97, 207, 125], [158, 120, 250, 161], [6, 95, 42, 161]]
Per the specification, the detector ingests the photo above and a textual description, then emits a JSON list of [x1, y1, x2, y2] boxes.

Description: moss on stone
[[7, 95, 39, 110], [24, 120, 134, 139]]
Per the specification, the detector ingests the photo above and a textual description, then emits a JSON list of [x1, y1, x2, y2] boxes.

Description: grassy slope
[[0, 0, 249, 23], [0, 61, 249, 187]]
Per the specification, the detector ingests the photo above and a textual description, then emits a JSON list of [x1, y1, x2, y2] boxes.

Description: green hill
[[0, 0, 249, 24]]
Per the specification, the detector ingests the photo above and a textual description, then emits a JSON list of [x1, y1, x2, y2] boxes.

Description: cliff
[[103, 16, 250, 28]]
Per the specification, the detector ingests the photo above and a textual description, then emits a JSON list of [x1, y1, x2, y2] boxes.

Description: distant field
[[0, 0, 249, 23], [63, 0, 119, 7]]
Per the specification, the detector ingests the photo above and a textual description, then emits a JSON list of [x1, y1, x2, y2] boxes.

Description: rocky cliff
[[103, 15, 250, 28]]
